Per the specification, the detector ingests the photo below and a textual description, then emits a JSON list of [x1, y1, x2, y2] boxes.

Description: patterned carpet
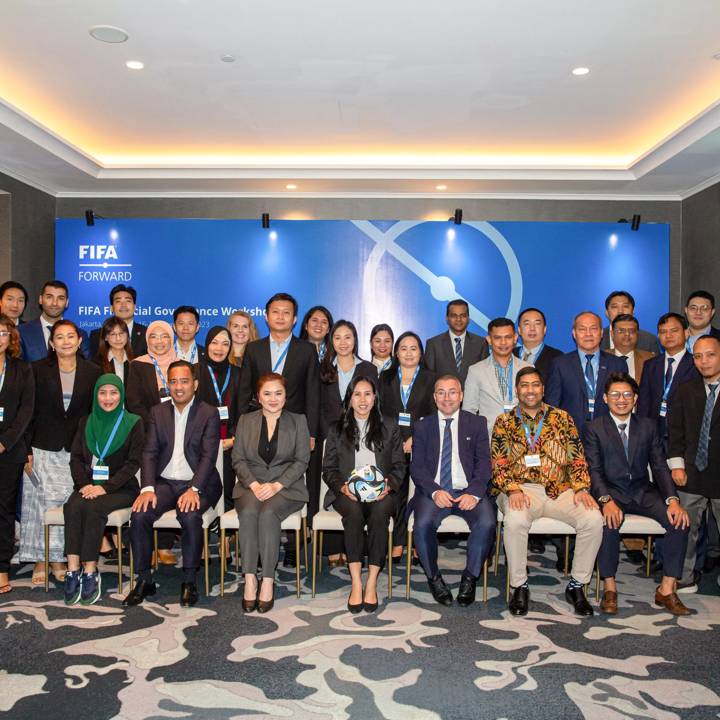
[[2, 538, 720, 720]]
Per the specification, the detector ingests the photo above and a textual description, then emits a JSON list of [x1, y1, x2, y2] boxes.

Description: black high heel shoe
[[347, 586, 363, 614], [362, 587, 378, 613]]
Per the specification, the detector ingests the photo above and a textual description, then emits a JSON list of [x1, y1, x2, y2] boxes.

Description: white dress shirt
[[449, 330, 466, 357], [665, 348, 686, 379], [615, 348, 636, 381], [270, 335, 292, 374], [109, 350, 127, 384], [161, 397, 195, 481], [433, 409, 468, 491], [609, 412, 632, 440]]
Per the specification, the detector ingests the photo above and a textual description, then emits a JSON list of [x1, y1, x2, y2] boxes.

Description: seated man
[[492, 366, 603, 617], [124, 360, 221, 608], [584, 372, 691, 615], [409, 375, 496, 607]]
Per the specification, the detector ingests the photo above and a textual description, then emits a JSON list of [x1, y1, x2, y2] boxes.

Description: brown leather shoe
[[600, 590, 618, 614], [654, 588, 693, 616], [152, 549, 177, 566]]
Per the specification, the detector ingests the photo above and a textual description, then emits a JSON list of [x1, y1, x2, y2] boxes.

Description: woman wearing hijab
[[62, 374, 143, 605], [196, 326, 242, 511], [125, 320, 178, 422]]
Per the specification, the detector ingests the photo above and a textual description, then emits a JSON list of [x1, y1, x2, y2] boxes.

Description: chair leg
[[116, 526, 123, 594], [318, 531, 324, 571], [387, 530, 393, 600], [494, 522, 501, 574], [646, 535, 652, 577], [220, 528, 226, 597], [311, 529, 318, 598], [563, 536, 570, 576], [44, 524, 50, 593], [203, 529, 210, 596], [406, 530, 413, 600], [302, 518, 308, 572], [153, 530, 158, 570], [483, 559, 488, 602], [295, 529, 301, 598]]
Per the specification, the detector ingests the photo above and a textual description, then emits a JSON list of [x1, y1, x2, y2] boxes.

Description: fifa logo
[[79, 245, 119, 260]]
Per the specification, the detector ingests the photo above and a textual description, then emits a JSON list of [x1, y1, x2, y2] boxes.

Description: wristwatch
[[665, 495, 679, 505], [597, 495, 612, 505]]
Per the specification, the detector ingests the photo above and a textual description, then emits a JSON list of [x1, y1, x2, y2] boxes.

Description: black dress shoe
[[649, 559, 664, 575], [565, 585, 593, 616], [122, 580, 156, 607], [257, 585, 275, 613], [625, 549, 646, 565], [509, 585, 529, 616], [347, 598, 363, 614], [456, 575, 477, 607], [180, 582, 198, 607], [427, 574, 453, 606], [528, 538, 546, 554]]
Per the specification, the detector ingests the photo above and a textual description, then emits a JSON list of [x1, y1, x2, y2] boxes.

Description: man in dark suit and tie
[[19, 280, 90, 360], [584, 372, 691, 615], [424, 299, 489, 388], [89, 284, 148, 357], [600, 290, 658, 353], [409, 375, 496, 607], [124, 360, 221, 607], [545, 310, 628, 433], [684, 290, 720, 353], [514, 307, 562, 383], [667, 335, 720, 593]]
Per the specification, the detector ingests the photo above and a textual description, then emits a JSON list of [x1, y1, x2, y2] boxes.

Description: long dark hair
[[337, 375, 384, 452], [299, 305, 334, 346], [320, 319, 359, 384], [386, 330, 425, 374], [96, 317, 134, 373], [369, 323, 394, 360]]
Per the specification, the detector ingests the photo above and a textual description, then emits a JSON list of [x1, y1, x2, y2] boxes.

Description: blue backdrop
[[55, 219, 669, 350]]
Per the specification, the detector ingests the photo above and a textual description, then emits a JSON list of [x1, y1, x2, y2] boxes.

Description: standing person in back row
[[89, 284, 148, 358], [237, 293, 319, 566], [601, 290, 658, 353], [514, 307, 562, 384], [173, 306, 205, 363], [424, 299, 488, 388]]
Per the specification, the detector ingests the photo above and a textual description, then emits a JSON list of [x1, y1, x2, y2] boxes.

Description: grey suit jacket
[[601, 326, 658, 354], [231, 409, 310, 504], [424, 330, 489, 387]]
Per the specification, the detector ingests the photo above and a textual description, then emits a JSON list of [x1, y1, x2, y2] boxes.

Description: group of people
[[0, 278, 718, 619]]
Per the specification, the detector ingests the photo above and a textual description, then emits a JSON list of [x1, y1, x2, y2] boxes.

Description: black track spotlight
[[85, 210, 95, 227], [452, 208, 463, 225], [261, 213, 270, 229], [617, 218, 629, 224], [631, 214, 641, 231]]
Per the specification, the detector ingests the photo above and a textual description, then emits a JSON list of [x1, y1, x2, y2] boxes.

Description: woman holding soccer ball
[[322, 376, 406, 613]]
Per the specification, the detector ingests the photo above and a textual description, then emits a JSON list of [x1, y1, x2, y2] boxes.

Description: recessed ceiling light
[[126, 60, 144, 70], [285, 183, 297, 190], [89, 25, 129, 43], [220, 54, 236, 63], [572, 67, 590, 76], [436, 184, 447, 190]]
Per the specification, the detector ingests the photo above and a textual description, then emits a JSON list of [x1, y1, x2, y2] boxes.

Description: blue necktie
[[696, 383, 718, 472], [440, 418, 453, 492], [454, 337, 462, 370], [584, 353, 595, 390], [618, 422, 629, 459], [665, 357, 675, 387]]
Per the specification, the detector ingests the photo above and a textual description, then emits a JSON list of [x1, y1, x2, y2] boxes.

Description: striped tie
[[618, 422, 629, 459], [696, 383, 718, 472], [440, 418, 453, 492], [454, 337, 462, 370]]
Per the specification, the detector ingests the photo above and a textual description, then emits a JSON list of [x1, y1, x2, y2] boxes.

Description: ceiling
[[1, 0, 720, 199]]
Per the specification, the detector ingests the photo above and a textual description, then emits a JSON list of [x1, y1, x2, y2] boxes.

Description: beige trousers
[[497, 483, 603, 588]]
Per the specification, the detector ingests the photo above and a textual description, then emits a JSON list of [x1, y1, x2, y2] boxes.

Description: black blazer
[[423, 330, 488, 387], [90, 321, 148, 358], [378, 365, 436, 441], [583, 414, 676, 505], [142, 398, 222, 498], [322, 420, 406, 507], [195, 361, 242, 438], [237, 336, 320, 438], [70, 417, 144, 495], [320, 359, 377, 438], [513, 344, 563, 384], [125, 360, 163, 422], [637, 352, 699, 438], [0, 357, 35, 463], [92, 357, 131, 382], [667, 377, 720, 498], [601, 326, 658, 353], [26, 357, 102, 452]]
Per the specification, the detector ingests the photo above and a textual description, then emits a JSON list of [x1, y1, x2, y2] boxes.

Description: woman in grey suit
[[232, 372, 310, 613]]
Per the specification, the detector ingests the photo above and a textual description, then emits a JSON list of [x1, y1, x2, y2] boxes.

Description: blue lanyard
[[175, 340, 197, 364], [208, 365, 231, 404], [516, 407, 545, 452], [494, 357, 513, 402], [95, 410, 125, 463], [272, 342, 290, 373], [398, 365, 420, 410], [0, 358, 5, 391], [583, 354, 597, 396], [318, 342, 326, 362], [149, 355, 169, 394], [662, 363, 674, 401]]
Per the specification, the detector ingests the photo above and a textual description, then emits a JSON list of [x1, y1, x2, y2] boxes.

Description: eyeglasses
[[0, 331, 9, 339], [607, 391, 635, 400], [688, 304, 711, 313], [107, 331, 128, 339], [435, 390, 460, 398], [149, 333, 171, 340]]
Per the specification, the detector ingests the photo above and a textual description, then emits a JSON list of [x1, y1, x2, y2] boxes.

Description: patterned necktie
[[584, 354, 595, 390], [665, 357, 675, 387], [695, 383, 718, 472], [522, 349, 532, 361], [618, 422, 629, 459], [440, 418, 453, 491], [454, 337, 462, 370]]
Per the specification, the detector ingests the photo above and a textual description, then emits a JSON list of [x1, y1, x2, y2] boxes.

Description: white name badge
[[161, 395, 172, 403], [524, 454, 541, 468], [659, 400, 668, 418], [588, 398, 595, 414], [398, 412, 411, 427], [0, 407, 4, 422], [218, 406, 229, 420], [503, 403, 515, 412], [92, 465, 110, 484]]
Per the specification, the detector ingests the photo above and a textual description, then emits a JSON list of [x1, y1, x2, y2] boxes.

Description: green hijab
[[85, 374, 140, 460]]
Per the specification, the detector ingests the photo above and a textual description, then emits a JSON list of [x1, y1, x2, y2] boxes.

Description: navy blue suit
[[583, 414, 688, 579], [637, 352, 698, 446], [545, 351, 628, 431], [409, 410, 496, 580], [19, 318, 90, 362]]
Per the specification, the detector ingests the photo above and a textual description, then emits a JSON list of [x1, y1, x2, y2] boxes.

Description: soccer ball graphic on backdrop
[[346, 465, 387, 503]]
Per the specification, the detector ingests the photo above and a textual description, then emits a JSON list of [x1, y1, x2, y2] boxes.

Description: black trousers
[[332, 493, 394, 569], [0, 462, 23, 573], [222, 448, 236, 512], [391, 463, 410, 547], [63, 488, 138, 562]]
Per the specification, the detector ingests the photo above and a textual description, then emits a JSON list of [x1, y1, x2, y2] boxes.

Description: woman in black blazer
[[195, 326, 242, 511], [93, 317, 134, 383], [0, 315, 35, 593], [63, 374, 143, 605], [323, 375, 406, 612], [19, 320, 101, 584], [379, 331, 436, 558]]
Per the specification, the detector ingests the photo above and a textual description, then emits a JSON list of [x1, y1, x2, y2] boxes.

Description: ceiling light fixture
[[435, 184, 447, 190], [285, 183, 297, 190], [89, 25, 129, 43], [126, 60, 144, 70], [572, 67, 590, 76], [261, 213, 270, 229], [220, 54, 236, 63]]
